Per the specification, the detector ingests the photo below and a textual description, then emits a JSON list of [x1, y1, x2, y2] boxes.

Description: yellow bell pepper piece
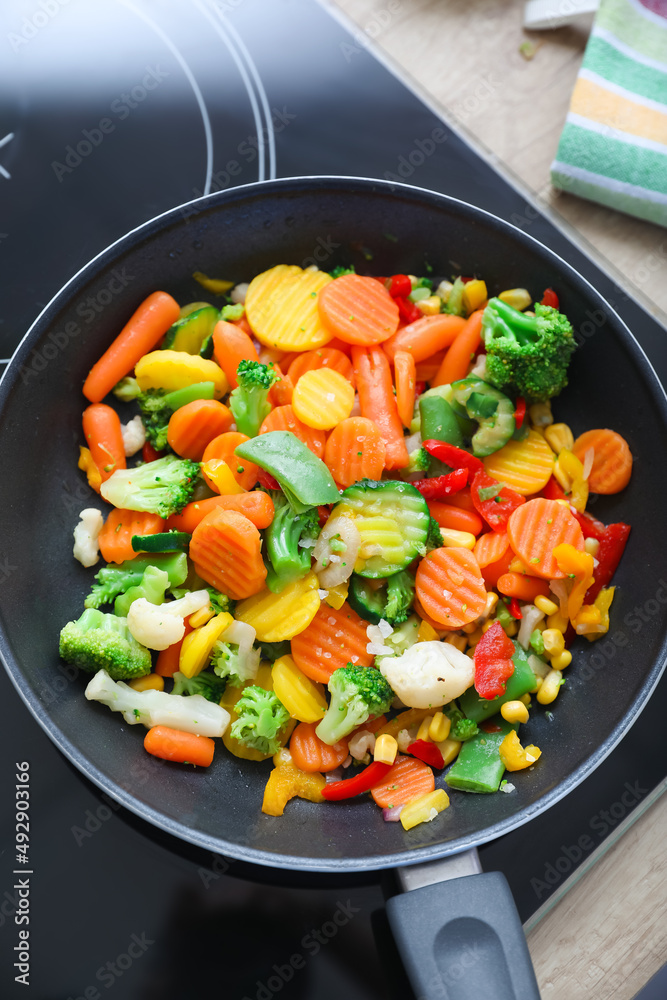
[[235, 572, 321, 642], [178, 612, 233, 679], [435, 738, 462, 766], [192, 271, 234, 294], [417, 620, 440, 643], [583, 586, 615, 641], [324, 582, 349, 610], [272, 654, 327, 724], [128, 673, 164, 692], [462, 279, 487, 314], [78, 446, 102, 493], [499, 730, 542, 771], [400, 789, 450, 831], [201, 459, 245, 495], [553, 543, 595, 622], [262, 748, 326, 816], [134, 350, 229, 397], [221, 664, 295, 761]]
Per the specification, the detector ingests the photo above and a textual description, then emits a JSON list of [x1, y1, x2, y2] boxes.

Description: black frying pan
[[1, 177, 666, 998]]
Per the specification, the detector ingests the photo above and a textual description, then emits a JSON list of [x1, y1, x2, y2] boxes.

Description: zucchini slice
[[163, 306, 220, 355], [335, 479, 430, 578]]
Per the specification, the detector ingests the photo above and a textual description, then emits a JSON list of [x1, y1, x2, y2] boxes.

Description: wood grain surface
[[327, 2, 667, 997]]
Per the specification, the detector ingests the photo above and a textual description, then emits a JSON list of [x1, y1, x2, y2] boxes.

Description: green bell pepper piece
[[445, 718, 518, 793], [450, 376, 515, 457], [235, 431, 340, 513], [457, 644, 537, 723], [419, 394, 463, 448]]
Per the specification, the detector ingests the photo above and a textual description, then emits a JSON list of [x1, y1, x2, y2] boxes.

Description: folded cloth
[[551, 0, 667, 226]]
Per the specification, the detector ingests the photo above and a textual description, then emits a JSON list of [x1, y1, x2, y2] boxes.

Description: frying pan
[[1, 177, 666, 998]]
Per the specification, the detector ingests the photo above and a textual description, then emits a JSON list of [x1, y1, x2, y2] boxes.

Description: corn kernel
[[440, 527, 476, 550], [482, 619, 496, 634], [129, 673, 164, 692], [537, 669, 563, 705], [551, 650, 572, 671], [436, 738, 462, 766], [504, 620, 518, 637], [466, 627, 483, 648], [535, 595, 559, 616], [501, 700, 530, 724], [519, 693, 532, 706], [400, 789, 450, 831], [542, 628, 565, 656], [416, 295, 442, 316], [462, 621, 479, 635], [482, 592, 499, 619], [528, 401, 553, 427], [584, 537, 600, 557], [445, 634, 468, 652], [416, 716, 434, 742], [544, 423, 574, 454], [498, 287, 531, 311], [188, 605, 215, 629], [428, 711, 451, 743], [374, 734, 398, 765], [547, 610, 569, 633], [417, 620, 439, 642], [462, 279, 488, 313]]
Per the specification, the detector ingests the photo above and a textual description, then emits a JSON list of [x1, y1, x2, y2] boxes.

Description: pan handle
[[386, 859, 541, 999]]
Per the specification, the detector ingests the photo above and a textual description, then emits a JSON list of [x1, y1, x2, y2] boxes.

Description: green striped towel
[[551, 0, 667, 227]]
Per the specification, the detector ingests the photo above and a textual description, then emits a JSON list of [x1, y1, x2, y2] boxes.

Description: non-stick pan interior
[[1, 177, 665, 870]]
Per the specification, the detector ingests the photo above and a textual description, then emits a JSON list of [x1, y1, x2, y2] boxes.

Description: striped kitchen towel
[[551, 0, 667, 227]]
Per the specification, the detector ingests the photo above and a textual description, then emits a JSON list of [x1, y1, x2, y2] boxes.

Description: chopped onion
[[325, 768, 344, 783], [517, 604, 545, 649], [383, 806, 404, 822], [582, 447, 594, 481], [528, 653, 550, 679], [500, 782, 515, 794], [377, 618, 393, 639], [367, 642, 394, 656], [549, 579, 569, 617]]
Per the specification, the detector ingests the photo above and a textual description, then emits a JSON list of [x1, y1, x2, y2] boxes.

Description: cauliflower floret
[[121, 415, 146, 457], [127, 590, 210, 650], [379, 640, 474, 709], [230, 282, 249, 304], [73, 508, 104, 567]]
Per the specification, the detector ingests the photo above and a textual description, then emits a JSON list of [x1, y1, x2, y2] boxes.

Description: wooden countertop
[[327, 2, 667, 997]]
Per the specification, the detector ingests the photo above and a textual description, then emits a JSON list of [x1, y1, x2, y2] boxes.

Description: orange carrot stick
[[382, 314, 466, 363], [144, 725, 215, 767], [506, 498, 584, 580], [189, 508, 267, 600], [165, 492, 274, 533], [480, 546, 513, 591], [202, 431, 259, 490], [291, 602, 374, 684], [431, 309, 484, 386], [166, 398, 233, 460], [352, 345, 409, 470], [212, 319, 259, 389], [497, 573, 551, 602], [83, 291, 180, 402], [394, 350, 416, 429], [427, 500, 483, 536], [267, 363, 294, 406], [318, 274, 399, 346], [290, 722, 349, 772], [323, 416, 386, 488], [155, 621, 194, 677], [370, 755, 435, 808], [98, 508, 164, 564], [572, 428, 633, 494], [259, 404, 327, 459], [415, 547, 487, 628], [82, 403, 127, 482]]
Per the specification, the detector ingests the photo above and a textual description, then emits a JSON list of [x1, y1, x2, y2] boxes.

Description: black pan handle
[[386, 870, 541, 1000]]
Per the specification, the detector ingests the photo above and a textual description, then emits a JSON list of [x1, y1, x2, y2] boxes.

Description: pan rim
[[1, 174, 666, 872]]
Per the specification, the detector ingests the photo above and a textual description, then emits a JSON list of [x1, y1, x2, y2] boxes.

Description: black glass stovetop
[[1, 1, 666, 997]]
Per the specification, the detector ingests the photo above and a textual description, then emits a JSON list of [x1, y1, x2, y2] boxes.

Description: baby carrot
[[431, 309, 484, 386], [144, 725, 215, 767], [382, 314, 465, 363], [428, 500, 483, 536], [507, 498, 584, 580], [259, 404, 327, 459], [83, 291, 180, 402], [267, 363, 294, 406], [497, 573, 551, 603], [166, 398, 233, 460], [212, 319, 259, 389], [165, 491, 274, 533], [394, 350, 417, 429], [82, 403, 126, 482], [352, 345, 409, 470]]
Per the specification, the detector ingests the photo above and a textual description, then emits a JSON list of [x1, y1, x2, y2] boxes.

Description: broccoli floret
[[135, 390, 173, 452], [230, 685, 290, 755], [384, 571, 415, 626], [171, 670, 226, 703], [258, 639, 292, 662], [264, 493, 320, 592], [445, 704, 479, 742], [100, 455, 200, 518], [316, 665, 393, 745], [112, 376, 142, 401], [482, 298, 576, 403], [426, 516, 444, 551], [329, 265, 355, 277], [114, 565, 169, 618], [406, 446, 431, 475], [59, 608, 151, 680], [212, 635, 260, 688], [207, 588, 236, 616], [229, 360, 279, 437]]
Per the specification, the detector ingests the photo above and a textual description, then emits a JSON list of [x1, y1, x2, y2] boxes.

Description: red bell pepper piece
[[470, 469, 525, 532], [508, 597, 523, 620], [407, 739, 445, 769], [585, 522, 631, 603], [257, 468, 280, 491], [142, 442, 163, 463], [480, 719, 503, 734], [573, 509, 607, 541], [541, 475, 566, 501], [387, 274, 412, 299], [415, 381, 427, 397], [514, 396, 526, 429], [396, 295, 421, 324], [474, 620, 516, 700], [321, 760, 393, 801], [412, 468, 468, 501], [541, 288, 559, 309], [422, 440, 485, 476]]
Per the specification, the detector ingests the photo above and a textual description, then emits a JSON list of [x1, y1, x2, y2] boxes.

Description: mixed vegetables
[[60, 263, 633, 832]]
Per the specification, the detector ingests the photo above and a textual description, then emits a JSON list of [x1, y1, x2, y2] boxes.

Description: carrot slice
[[431, 310, 484, 386], [318, 274, 399, 346], [98, 508, 164, 564], [202, 430, 259, 491], [572, 429, 633, 494], [352, 345, 409, 470], [144, 725, 215, 767], [82, 403, 127, 482], [258, 404, 327, 459], [394, 350, 417, 429], [382, 314, 466, 363], [289, 722, 349, 772], [189, 507, 266, 600], [324, 416, 386, 488], [506, 498, 584, 580], [497, 573, 551, 602], [428, 501, 483, 536], [291, 601, 374, 684], [212, 319, 259, 389], [287, 347, 355, 388], [473, 531, 510, 569], [166, 398, 233, 461], [267, 363, 294, 406], [370, 755, 435, 808], [83, 291, 180, 402], [415, 547, 487, 628], [165, 492, 274, 533]]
